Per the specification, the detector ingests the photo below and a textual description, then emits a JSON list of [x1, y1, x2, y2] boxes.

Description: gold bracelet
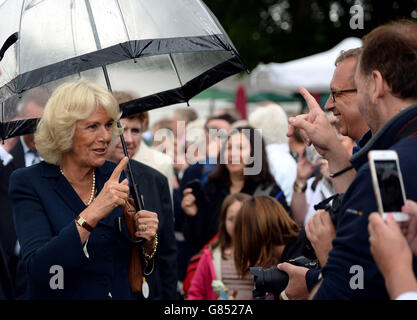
[[142, 234, 158, 260]]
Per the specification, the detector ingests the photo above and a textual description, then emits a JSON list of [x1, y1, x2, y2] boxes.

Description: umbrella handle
[[116, 123, 146, 245], [131, 182, 145, 211]]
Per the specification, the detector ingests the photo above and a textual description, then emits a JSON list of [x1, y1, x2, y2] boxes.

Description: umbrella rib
[[114, 0, 130, 40], [84, 0, 113, 91], [70, 0, 81, 78], [114, 0, 137, 63], [114, 1, 133, 47], [17, 0, 25, 77], [168, 53, 185, 100], [84, 0, 102, 50], [84, 0, 143, 214]]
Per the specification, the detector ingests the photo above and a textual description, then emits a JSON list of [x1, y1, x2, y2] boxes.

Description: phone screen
[[374, 160, 405, 212]]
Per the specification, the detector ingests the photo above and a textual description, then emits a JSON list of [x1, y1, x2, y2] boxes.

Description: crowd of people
[[0, 18, 416, 300]]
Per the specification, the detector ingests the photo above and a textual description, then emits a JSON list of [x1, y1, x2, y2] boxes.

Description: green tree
[[205, 0, 417, 70]]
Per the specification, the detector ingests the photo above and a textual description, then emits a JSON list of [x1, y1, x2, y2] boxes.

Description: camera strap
[[313, 194, 340, 211]]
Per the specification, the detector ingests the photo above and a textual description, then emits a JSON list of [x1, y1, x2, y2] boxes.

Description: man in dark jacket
[[106, 114, 177, 300], [0, 88, 49, 299], [0, 243, 14, 299], [286, 19, 417, 300]]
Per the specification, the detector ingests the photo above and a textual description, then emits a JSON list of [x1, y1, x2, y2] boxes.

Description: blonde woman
[[9, 79, 158, 299]]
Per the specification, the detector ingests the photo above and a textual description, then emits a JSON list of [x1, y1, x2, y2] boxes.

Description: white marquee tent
[[250, 37, 363, 94]]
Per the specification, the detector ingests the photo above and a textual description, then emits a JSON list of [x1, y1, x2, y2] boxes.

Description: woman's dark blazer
[[9, 160, 137, 300]]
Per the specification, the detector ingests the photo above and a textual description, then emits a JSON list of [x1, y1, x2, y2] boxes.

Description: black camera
[[313, 193, 344, 227], [249, 256, 319, 299]]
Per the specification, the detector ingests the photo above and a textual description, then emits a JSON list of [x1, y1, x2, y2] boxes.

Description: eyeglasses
[[330, 88, 357, 102]]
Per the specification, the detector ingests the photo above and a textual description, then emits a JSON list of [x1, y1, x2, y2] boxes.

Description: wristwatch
[[293, 180, 307, 193], [75, 215, 94, 232]]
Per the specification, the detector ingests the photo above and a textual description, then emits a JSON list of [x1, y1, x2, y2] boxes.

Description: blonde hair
[[35, 79, 121, 165]]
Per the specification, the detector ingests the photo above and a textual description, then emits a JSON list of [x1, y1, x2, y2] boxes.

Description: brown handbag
[[123, 198, 143, 293]]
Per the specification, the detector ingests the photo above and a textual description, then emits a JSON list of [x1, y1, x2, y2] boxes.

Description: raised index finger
[[299, 87, 322, 113], [109, 156, 129, 182]]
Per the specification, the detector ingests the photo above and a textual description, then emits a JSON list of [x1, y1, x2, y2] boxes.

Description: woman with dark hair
[[182, 126, 289, 254]]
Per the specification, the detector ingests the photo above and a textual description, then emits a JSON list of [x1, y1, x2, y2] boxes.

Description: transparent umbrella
[[0, 0, 246, 139], [0, 0, 246, 215]]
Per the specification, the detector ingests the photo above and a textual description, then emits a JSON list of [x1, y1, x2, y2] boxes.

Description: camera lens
[[250, 266, 289, 298]]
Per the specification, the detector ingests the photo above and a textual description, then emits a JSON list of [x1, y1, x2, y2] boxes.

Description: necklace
[[60, 168, 96, 206]]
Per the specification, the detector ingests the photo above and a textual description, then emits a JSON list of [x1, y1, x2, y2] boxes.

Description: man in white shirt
[[112, 91, 175, 197], [134, 138, 175, 196]]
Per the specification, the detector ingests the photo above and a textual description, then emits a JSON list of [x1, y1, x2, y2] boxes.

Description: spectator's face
[[171, 112, 185, 139], [206, 119, 231, 133], [67, 107, 113, 168], [107, 117, 142, 162], [225, 132, 251, 175], [225, 200, 242, 238], [354, 63, 375, 133], [205, 119, 231, 158], [325, 57, 363, 141]]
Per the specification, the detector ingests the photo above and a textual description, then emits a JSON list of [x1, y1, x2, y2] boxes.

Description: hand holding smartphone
[[368, 150, 409, 222], [305, 145, 321, 164]]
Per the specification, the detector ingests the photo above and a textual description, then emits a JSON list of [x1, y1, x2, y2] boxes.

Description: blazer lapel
[[41, 163, 87, 216], [41, 161, 124, 228], [54, 175, 87, 216]]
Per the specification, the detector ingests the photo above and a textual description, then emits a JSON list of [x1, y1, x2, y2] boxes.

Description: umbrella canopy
[[0, 0, 246, 140], [250, 37, 362, 95]]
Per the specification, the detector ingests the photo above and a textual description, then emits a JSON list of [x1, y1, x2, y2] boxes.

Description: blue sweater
[[314, 104, 417, 300]]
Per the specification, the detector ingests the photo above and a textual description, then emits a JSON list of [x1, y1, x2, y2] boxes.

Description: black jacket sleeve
[[154, 174, 178, 299], [183, 181, 226, 251]]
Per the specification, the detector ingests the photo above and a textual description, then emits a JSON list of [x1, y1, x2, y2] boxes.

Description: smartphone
[[185, 179, 208, 208], [368, 150, 409, 222]]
